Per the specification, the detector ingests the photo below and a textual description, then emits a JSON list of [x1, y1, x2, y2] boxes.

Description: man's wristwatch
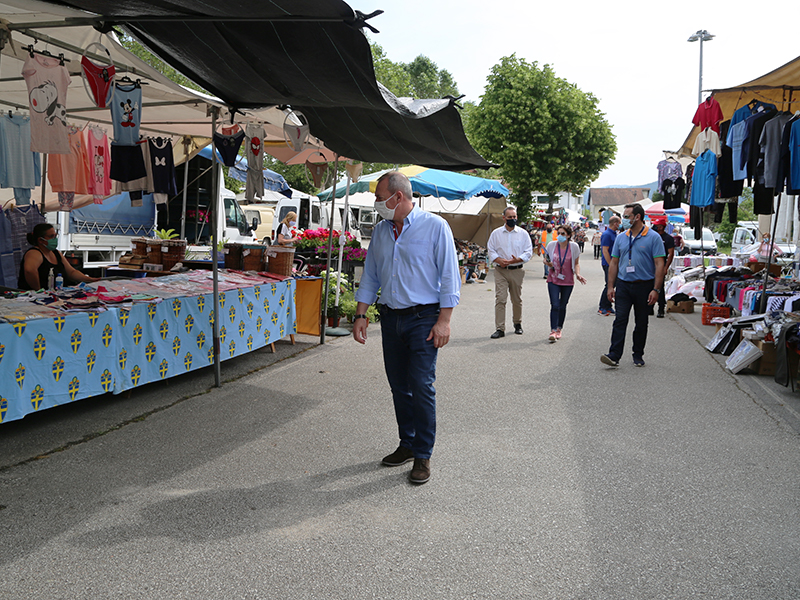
[[652, 289, 660, 293], [354, 314, 368, 320]]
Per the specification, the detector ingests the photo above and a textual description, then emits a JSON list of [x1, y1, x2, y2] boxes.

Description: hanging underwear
[[212, 130, 245, 167], [81, 56, 115, 108], [306, 160, 328, 187]]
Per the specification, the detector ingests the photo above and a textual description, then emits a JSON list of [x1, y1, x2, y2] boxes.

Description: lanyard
[[627, 227, 644, 266], [556, 242, 568, 272]]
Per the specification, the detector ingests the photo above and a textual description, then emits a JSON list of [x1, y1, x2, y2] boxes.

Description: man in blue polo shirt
[[600, 203, 665, 368]]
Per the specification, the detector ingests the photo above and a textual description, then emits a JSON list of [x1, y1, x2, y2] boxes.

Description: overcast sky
[[356, 0, 800, 188]]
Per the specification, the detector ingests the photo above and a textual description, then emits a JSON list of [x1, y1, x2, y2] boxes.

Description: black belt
[[499, 264, 523, 270], [380, 303, 439, 316]]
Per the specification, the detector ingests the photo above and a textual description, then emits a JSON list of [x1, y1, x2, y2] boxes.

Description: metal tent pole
[[40, 154, 48, 214], [179, 136, 190, 240], [320, 155, 340, 345], [334, 172, 352, 307], [210, 106, 222, 386], [758, 195, 782, 314]]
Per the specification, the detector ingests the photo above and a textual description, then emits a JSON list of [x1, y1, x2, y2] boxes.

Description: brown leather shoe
[[382, 445, 414, 466], [409, 458, 431, 484]]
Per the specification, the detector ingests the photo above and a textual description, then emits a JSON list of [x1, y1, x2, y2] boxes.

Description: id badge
[[557, 273, 565, 280], [626, 266, 636, 274]]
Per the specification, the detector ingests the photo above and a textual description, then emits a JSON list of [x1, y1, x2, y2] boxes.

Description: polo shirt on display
[[611, 225, 666, 282]]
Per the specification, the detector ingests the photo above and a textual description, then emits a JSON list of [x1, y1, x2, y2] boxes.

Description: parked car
[[682, 227, 717, 254]]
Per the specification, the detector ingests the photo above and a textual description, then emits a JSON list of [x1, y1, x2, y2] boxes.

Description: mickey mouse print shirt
[[22, 54, 71, 154], [110, 82, 142, 146]]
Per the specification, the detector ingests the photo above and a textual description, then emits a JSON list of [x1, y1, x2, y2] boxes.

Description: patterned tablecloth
[[0, 271, 296, 424]]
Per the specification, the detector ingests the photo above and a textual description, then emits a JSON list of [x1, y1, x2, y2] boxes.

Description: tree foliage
[[711, 189, 755, 245], [370, 43, 459, 100], [465, 55, 616, 222]]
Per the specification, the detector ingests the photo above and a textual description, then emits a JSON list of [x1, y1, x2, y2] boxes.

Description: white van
[[731, 221, 759, 253], [242, 204, 275, 244], [272, 193, 361, 242]]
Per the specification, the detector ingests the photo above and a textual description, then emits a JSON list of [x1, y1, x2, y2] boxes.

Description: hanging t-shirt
[[656, 159, 683, 190], [21, 54, 71, 154], [110, 82, 142, 146], [245, 124, 265, 201], [148, 137, 177, 195], [86, 127, 112, 202], [690, 150, 717, 207], [692, 97, 723, 134], [726, 121, 748, 181], [48, 125, 90, 195], [213, 130, 245, 167], [661, 177, 685, 209], [691, 128, 721, 158], [0, 114, 41, 196]]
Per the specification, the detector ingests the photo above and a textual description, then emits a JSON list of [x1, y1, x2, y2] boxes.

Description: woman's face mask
[[41, 236, 58, 250], [557, 234, 567, 243], [289, 221, 297, 227]]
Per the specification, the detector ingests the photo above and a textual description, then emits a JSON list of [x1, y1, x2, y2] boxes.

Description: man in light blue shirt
[[353, 171, 460, 484]]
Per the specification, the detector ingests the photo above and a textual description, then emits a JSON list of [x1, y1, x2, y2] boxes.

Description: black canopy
[[41, 0, 492, 169]]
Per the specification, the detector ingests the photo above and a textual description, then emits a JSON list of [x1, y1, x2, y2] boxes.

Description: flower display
[[296, 228, 360, 250]]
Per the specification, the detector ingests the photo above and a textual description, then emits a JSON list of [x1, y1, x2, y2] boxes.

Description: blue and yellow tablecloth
[[0, 279, 296, 423]]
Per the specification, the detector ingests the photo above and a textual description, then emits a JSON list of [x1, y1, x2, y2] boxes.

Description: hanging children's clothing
[[0, 114, 41, 205], [22, 53, 71, 154], [110, 82, 142, 145], [48, 125, 91, 211], [148, 137, 177, 204], [245, 124, 265, 201], [86, 126, 111, 203]]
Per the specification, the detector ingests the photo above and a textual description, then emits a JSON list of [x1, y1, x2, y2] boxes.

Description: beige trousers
[[494, 266, 525, 331]]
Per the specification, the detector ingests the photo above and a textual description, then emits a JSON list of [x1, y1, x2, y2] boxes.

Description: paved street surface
[[2, 253, 799, 599]]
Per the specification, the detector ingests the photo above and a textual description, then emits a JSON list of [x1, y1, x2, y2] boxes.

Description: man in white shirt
[[487, 206, 533, 338]]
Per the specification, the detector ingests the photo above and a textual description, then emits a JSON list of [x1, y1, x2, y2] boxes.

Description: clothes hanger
[[26, 44, 70, 66]]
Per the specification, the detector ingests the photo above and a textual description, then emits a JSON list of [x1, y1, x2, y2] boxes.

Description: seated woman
[[18, 223, 100, 290]]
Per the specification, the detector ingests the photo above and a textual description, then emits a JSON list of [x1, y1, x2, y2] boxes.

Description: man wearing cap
[[600, 203, 666, 368], [487, 206, 533, 338], [651, 216, 675, 318]]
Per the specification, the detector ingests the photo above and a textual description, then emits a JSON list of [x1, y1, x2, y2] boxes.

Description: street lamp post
[[687, 29, 714, 105]]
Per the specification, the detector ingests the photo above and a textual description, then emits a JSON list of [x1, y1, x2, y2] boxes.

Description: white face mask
[[289, 221, 297, 227], [374, 192, 398, 220]]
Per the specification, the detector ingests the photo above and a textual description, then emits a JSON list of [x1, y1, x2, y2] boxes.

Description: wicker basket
[[241, 244, 266, 271], [701, 303, 731, 326], [267, 246, 295, 276], [223, 243, 243, 270], [131, 237, 148, 257], [161, 239, 187, 271], [145, 239, 163, 266]]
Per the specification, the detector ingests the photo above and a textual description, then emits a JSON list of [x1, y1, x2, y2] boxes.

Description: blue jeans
[[547, 282, 573, 331], [599, 263, 612, 311], [608, 279, 654, 361], [380, 306, 440, 459]]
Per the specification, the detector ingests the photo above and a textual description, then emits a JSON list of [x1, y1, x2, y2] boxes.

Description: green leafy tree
[[371, 43, 412, 97], [466, 55, 616, 222]]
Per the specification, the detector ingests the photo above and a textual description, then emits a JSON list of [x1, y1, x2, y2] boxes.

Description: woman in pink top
[[543, 224, 586, 342]]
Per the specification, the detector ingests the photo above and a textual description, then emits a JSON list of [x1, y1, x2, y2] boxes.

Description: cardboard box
[[750, 339, 777, 376], [667, 300, 694, 314]]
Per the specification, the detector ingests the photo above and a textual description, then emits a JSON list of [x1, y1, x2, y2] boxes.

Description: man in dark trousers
[[600, 204, 666, 368], [598, 215, 620, 316], [353, 171, 460, 485], [651, 216, 675, 318]]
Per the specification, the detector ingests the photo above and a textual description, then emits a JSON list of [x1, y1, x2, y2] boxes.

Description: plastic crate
[[702, 303, 731, 326]]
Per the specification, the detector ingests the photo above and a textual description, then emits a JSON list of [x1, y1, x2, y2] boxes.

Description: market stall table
[[0, 270, 296, 423]]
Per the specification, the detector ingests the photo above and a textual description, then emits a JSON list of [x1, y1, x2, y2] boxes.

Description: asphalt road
[[1, 253, 799, 599]]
